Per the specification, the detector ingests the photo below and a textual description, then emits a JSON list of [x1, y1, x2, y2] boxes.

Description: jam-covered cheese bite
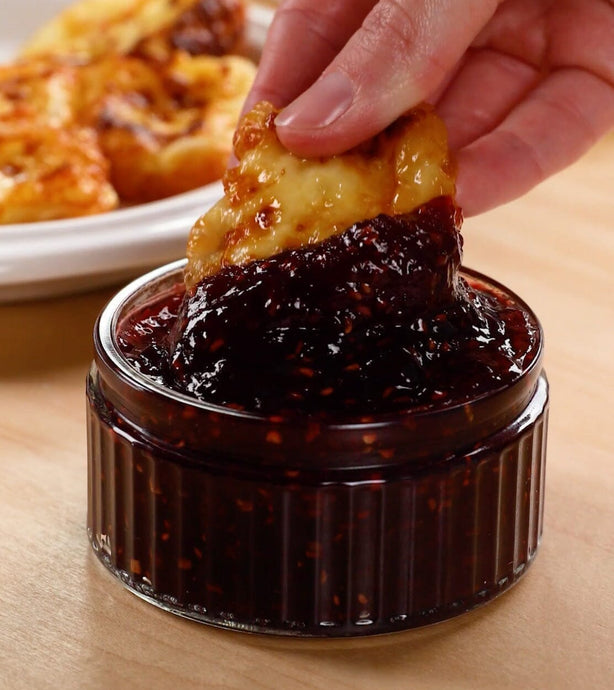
[[119, 102, 539, 417], [185, 101, 455, 285]]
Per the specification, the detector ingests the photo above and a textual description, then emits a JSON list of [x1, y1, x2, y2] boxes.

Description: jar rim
[[96, 259, 544, 432]]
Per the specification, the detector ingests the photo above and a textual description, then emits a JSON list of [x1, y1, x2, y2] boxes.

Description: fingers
[[241, 0, 375, 116], [275, 0, 500, 157], [455, 68, 614, 216], [435, 48, 540, 151]]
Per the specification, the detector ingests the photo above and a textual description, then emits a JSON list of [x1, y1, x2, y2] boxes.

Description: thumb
[[275, 0, 499, 157]]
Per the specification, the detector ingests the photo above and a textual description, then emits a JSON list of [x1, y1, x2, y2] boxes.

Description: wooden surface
[[1, 130, 614, 688]]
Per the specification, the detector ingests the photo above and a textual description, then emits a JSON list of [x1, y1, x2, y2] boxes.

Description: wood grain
[[1, 112, 613, 690]]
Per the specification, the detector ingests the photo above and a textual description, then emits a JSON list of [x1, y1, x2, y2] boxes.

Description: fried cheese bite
[[0, 126, 118, 224], [0, 58, 119, 223], [20, 0, 246, 62], [77, 52, 255, 203], [185, 101, 456, 287], [131, 0, 247, 62]]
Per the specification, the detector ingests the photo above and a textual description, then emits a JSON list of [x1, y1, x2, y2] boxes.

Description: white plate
[[0, 0, 273, 302]]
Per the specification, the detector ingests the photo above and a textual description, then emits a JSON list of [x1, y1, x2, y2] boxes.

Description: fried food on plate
[[0, 0, 254, 223], [20, 0, 246, 61], [78, 51, 255, 203], [0, 58, 119, 223], [0, 125, 118, 224], [185, 101, 457, 286]]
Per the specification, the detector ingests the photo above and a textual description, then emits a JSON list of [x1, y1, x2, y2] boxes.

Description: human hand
[[244, 0, 614, 215]]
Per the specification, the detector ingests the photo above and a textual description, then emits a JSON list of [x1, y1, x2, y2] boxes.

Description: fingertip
[[274, 127, 349, 158], [273, 71, 355, 148]]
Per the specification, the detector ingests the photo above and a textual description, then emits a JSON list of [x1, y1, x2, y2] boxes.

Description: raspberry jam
[[118, 198, 539, 417], [87, 199, 548, 636]]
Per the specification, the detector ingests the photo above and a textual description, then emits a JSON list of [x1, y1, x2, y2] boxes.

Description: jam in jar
[[87, 199, 548, 636]]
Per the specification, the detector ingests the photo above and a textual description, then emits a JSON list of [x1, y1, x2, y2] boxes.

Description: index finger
[[242, 0, 375, 114]]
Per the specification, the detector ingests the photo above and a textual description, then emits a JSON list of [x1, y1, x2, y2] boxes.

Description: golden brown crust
[[0, 57, 119, 222], [132, 0, 247, 62], [0, 126, 118, 224], [0, 57, 79, 128], [77, 52, 255, 203]]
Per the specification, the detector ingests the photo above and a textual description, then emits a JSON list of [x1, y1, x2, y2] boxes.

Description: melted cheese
[[185, 101, 456, 286]]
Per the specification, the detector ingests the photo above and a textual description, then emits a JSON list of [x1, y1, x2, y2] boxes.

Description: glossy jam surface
[[118, 197, 539, 417]]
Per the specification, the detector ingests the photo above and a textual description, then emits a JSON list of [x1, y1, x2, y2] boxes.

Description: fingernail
[[275, 71, 354, 130]]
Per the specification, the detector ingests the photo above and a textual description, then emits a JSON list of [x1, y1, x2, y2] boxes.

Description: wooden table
[[1, 129, 613, 687]]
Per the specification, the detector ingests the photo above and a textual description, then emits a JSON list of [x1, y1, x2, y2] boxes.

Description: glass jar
[[87, 259, 548, 637]]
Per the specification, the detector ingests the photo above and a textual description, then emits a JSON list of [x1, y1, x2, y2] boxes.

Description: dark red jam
[[117, 197, 539, 417]]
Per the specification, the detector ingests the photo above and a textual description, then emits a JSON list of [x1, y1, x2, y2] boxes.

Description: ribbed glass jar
[[87, 260, 548, 637]]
